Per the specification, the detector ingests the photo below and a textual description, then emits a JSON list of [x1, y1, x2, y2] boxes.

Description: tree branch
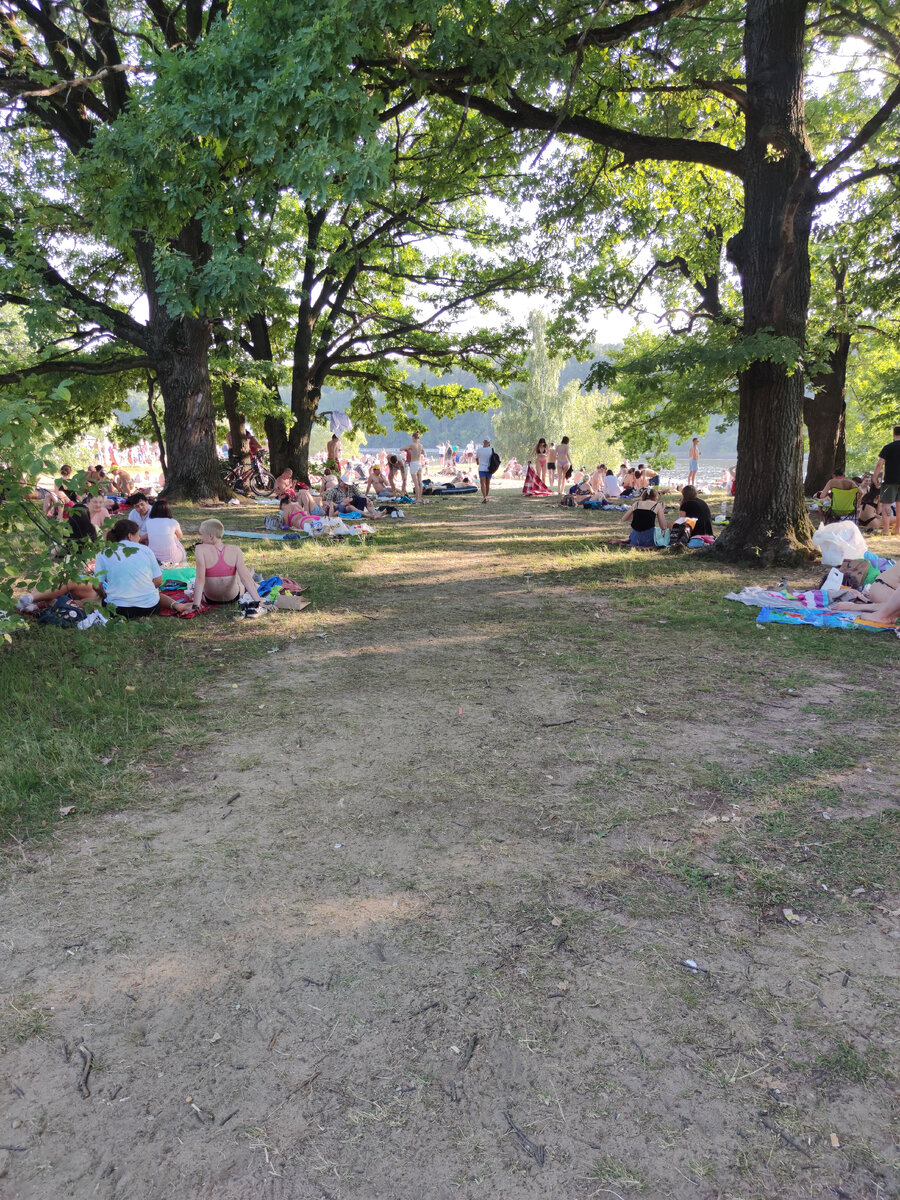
[[561, 0, 711, 52], [427, 85, 744, 177], [813, 78, 900, 186], [0, 353, 153, 386], [816, 162, 900, 204]]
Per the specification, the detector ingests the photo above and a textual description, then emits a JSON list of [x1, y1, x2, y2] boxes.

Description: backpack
[[37, 597, 86, 628], [264, 514, 282, 530], [488, 449, 501, 475], [669, 517, 696, 547]]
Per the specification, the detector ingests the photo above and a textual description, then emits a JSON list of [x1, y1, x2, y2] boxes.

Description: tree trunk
[[265, 379, 321, 482], [803, 330, 850, 494], [221, 380, 246, 460], [145, 374, 168, 480], [155, 316, 228, 501], [718, 0, 816, 563]]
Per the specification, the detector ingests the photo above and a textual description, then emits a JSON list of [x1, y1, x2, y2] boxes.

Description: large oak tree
[[351, 0, 900, 560]]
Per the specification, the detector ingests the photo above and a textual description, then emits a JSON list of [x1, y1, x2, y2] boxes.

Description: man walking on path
[[874, 425, 900, 536], [475, 438, 495, 503]]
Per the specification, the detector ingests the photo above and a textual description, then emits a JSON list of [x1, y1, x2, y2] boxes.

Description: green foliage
[[491, 312, 623, 466], [590, 326, 806, 463], [0, 387, 95, 608]]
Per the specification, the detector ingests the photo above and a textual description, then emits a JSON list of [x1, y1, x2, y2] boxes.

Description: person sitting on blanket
[[274, 468, 297, 499], [366, 464, 394, 497], [94, 520, 192, 618], [144, 498, 187, 566], [603, 469, 623, 499], [193, 519, 263, 610], [332, 479, 381, 520], [856, 475, 880, 530], [622, 488, 667, 546], [679, 485, 714, 536], [620, 466, 640, 497]]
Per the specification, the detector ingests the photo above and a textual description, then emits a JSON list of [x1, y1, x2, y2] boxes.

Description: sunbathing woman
[[193, 519, 263, 609], [280, 494, 330, 530], [621, 488, 667, 546]]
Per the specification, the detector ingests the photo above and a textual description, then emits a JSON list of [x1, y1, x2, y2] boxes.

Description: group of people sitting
[[814, 470, 884, 533], [560, 462, 666, 506], [33, 464, 162, 519], [19, 517, 262, 621], [620, 485, 714, 547]]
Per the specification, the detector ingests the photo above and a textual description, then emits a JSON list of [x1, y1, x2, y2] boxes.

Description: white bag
[[812, 522, 868, 566]]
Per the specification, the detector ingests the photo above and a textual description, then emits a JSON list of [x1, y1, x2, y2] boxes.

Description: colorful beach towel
[[756, 606, 897, 632]]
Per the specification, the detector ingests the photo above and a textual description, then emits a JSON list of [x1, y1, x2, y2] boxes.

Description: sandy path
[[1, 497, 897, 1200]]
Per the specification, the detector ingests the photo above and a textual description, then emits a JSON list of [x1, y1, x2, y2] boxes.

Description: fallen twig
[[541, 718, 578, 728], [504, 1110, 545, 1166], [267, 1030, 282, 1051], [225, 792, 240, 805], [77, 1043, 93, 1098], [0, 1145, 26, 1152], [410, 1001, 440, 1017], [458, 1034, 479, 1072], [219, 1109, 239, 1127], [760, 1118, 812, 1159]]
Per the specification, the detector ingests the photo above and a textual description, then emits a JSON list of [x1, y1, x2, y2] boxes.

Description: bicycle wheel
[[249, 467, 276, 497]]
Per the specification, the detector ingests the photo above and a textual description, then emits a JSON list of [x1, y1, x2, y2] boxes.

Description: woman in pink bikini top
[[193, 519, 263, 606]]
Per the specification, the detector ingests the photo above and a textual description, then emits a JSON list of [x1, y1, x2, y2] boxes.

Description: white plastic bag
[[812, 522, 868, 566]]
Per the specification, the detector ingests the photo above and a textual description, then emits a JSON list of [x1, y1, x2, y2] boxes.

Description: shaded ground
[[1, 486, 898, 1199]]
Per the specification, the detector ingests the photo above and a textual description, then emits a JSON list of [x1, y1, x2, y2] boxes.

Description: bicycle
[[219, 451, 276, 498]]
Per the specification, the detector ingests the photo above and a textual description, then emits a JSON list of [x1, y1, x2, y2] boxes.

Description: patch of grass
[[588, 1156, 647, 1189], [0, 992, 51, 1043], [812, 1038, 888, 1083]]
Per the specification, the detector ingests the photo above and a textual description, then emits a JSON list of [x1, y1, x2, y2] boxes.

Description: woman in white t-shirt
[[144, 498, 186, 565], [95, 520, 191, 618], [603, 469, 622, 498]]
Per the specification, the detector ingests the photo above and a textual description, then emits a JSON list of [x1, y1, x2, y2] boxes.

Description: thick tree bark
[[145, 375, 168, 479], [803, 330, 850, 494], [265, 380, 322, 482], [154, 316, 228, 501], [718, 0, 816, 563], [132, 228, 226, 502]]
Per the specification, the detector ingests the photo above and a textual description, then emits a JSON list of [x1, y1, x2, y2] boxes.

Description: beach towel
[[522, 465, 553, 497], [160, 588, 212, 618], [222, 529, 303, 540], [756, 606, 897, 632]]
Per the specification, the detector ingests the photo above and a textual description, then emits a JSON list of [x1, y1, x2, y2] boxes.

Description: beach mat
[[222, 529, 303, 540]]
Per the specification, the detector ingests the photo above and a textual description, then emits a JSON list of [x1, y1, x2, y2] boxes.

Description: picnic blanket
[[726, 586, 832, 610], [159, 588, 212, 618], [223, 529, 302, 540], [757, 607, 897, 633]]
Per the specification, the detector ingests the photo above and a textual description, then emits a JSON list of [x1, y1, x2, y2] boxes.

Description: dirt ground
[[1, 487, 898, 1199]]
